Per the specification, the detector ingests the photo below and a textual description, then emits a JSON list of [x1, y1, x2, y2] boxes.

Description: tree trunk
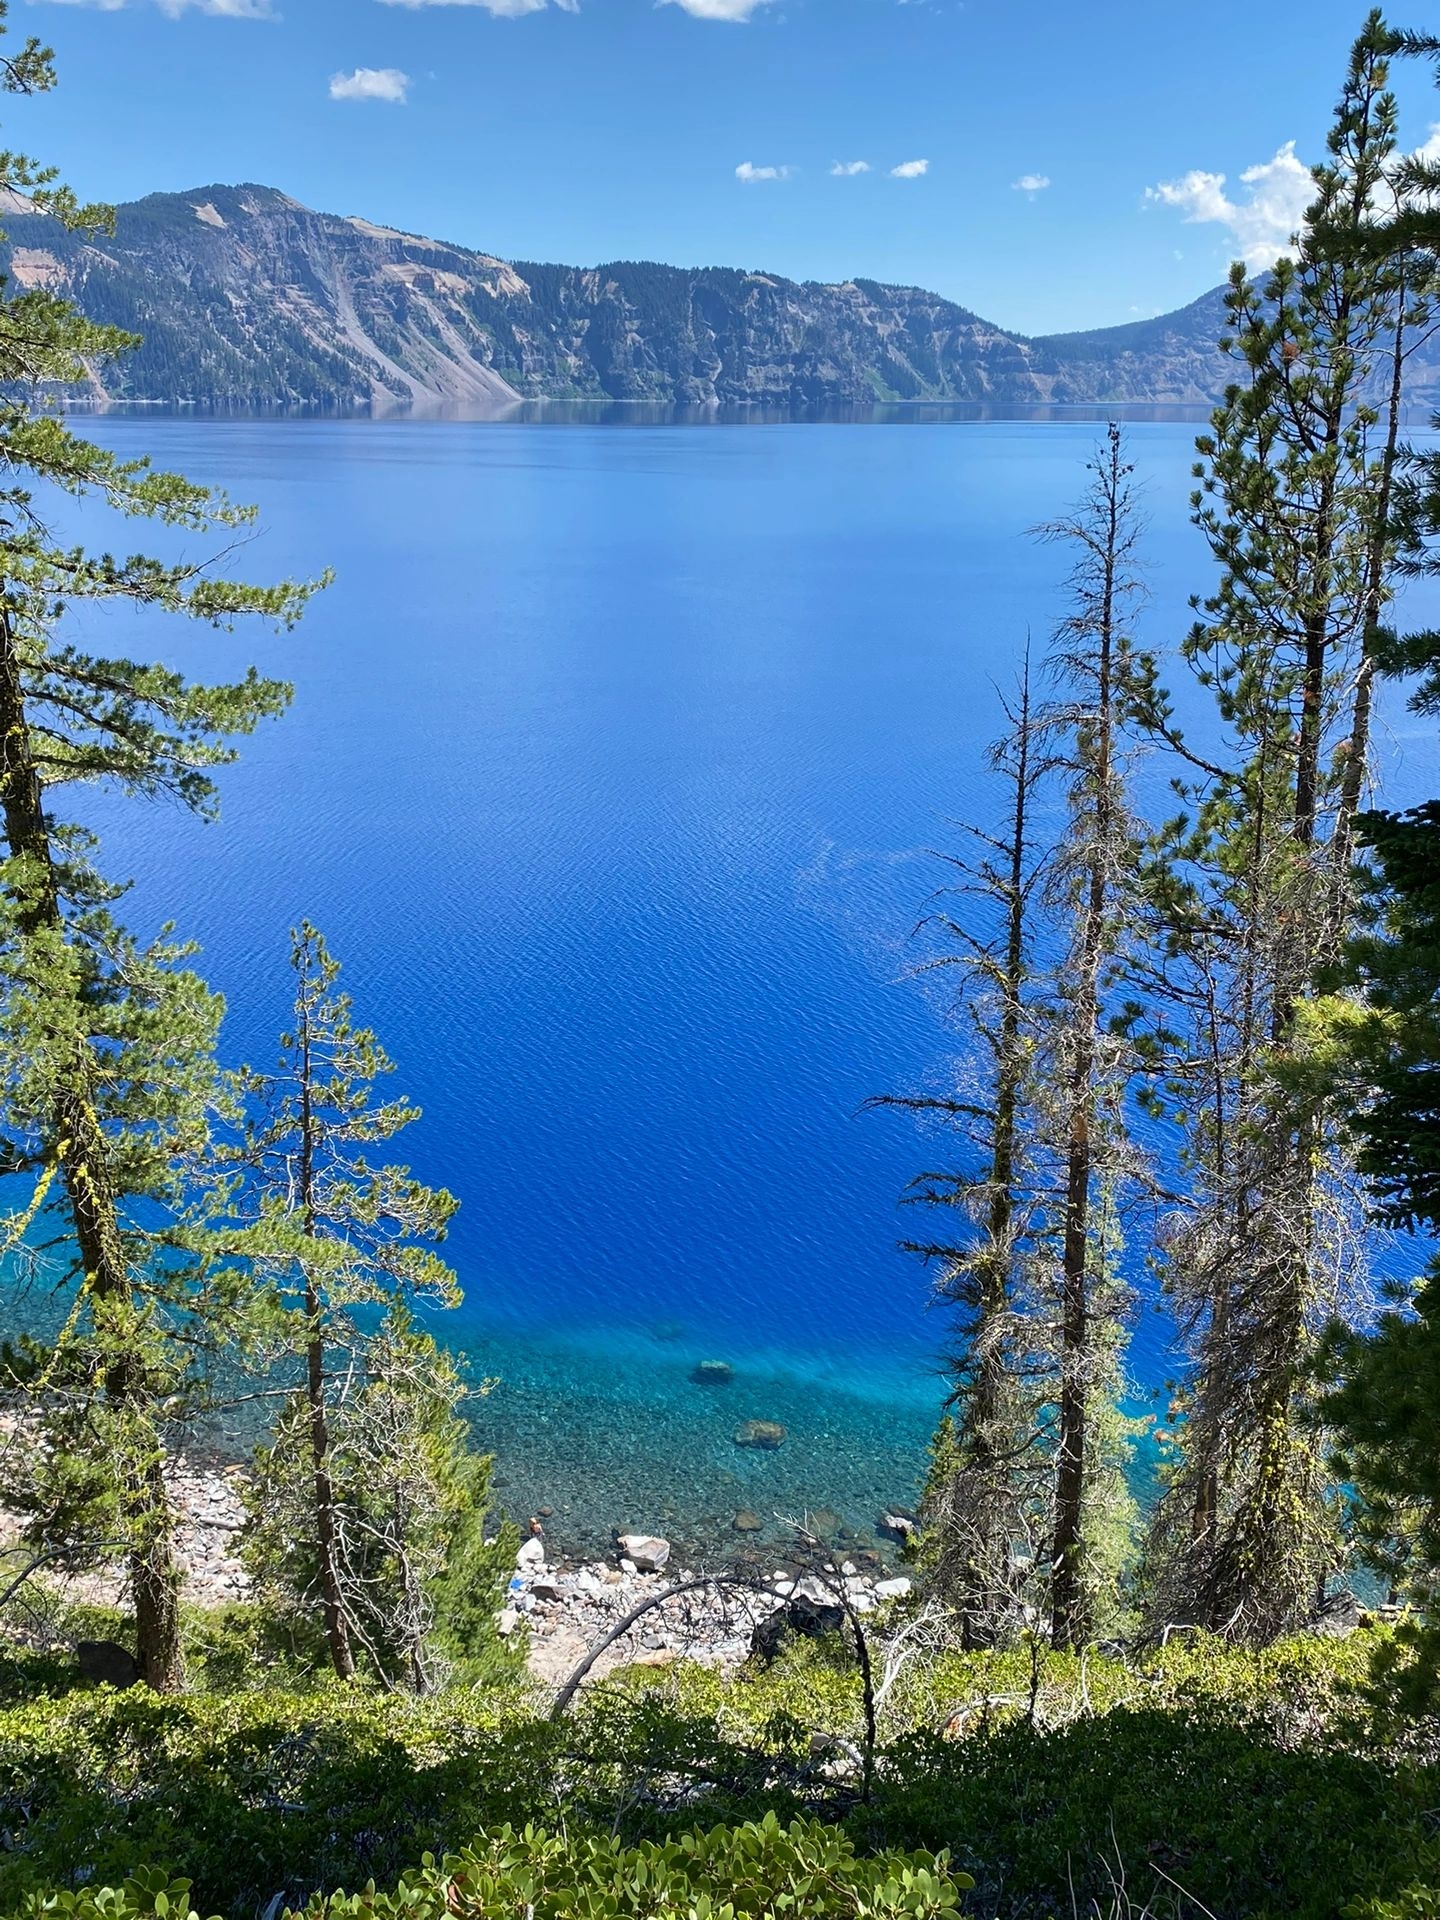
[[305, 1298, 356, 1682], [0, 604, 185, 1692], [1050, 1106, 1091, 1648], [1050, 428, 1123, 1650], [958, 661, 1034, 1646], [296, 968, 356, 1683]]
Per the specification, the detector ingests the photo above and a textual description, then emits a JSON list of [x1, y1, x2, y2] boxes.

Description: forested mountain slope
[[10, 182, 1440, 410]]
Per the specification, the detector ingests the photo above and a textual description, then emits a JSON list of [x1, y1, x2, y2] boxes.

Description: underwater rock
[[878, 1509, 918, 1542], [692, 1359, 734, 1385], [734, 1420, 786, 1450], [733, 1509, 762, 1532], [617, 1533, 671, 1572]]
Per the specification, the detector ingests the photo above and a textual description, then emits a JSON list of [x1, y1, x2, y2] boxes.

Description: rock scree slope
[[16, 182, 1440, 411]]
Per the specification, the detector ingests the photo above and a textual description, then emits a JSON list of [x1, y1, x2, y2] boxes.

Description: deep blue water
[[27, 414, 1440, 1558]]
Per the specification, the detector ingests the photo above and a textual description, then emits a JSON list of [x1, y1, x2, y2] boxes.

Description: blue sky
[[19, 0, 1440, 333]]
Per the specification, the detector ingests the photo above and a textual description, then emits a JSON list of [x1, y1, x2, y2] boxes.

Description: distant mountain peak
[[8, 180, 1436, 413]]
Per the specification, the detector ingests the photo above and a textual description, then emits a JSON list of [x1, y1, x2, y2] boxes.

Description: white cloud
[[154, 0, 275, 15], [330, 65, 410, 101], [1144, 141, 1314, 271], [35, 0, 278, 12], [735, 161, 791, 183], [830, 160, 870, 177], [661, 0, 773, 17], [1396, 124, 1440, 213], [890, 158, 929, 179], [1011, 172, 1050, 196], [378, 0, 566, 15]]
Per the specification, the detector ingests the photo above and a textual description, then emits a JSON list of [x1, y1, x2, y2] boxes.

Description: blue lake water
[[33, 413, 1440, 1560]]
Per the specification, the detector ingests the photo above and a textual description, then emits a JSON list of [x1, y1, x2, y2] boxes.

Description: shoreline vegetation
[[7, 10, 1440, 1920]]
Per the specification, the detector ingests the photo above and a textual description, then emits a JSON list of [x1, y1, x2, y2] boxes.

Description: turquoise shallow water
[[455, 1321, 942, 1563], [8, 411, 1438, 1550]]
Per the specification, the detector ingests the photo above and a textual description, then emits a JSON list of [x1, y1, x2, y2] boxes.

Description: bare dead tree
[[869, 659, 1052, 1646]]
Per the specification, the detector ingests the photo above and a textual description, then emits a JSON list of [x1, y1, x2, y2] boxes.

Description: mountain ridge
[[9, 182, 1435, 413]]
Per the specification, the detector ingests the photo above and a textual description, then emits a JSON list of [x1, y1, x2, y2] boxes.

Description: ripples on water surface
[[25, 413, 1440, 1555]]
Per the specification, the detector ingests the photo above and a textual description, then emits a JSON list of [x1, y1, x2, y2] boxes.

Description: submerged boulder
[[692, 1359, 734, 1386], [734, 1419, 786, 1450]]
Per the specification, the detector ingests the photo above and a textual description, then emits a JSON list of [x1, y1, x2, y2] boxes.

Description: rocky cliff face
[[12, 182, 1439, 412]]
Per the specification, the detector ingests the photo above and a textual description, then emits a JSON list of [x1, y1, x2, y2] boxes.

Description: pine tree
[[1034, 425, 1149, 1648], [1264, 18, 1440, 1694], [1315, 804, 1440, 1701], [244, 1306, 515, 1692], [218, 925, 500, 1689], [1136, 18, 1415, 1639], [0, 5, 317, 1690], [875, 663, 1050, 1646], [884, 434, 1150, 1648]]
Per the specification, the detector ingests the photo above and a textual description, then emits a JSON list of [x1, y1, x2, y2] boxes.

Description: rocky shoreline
[[504, 1526, 913, 1689], [0, 1452, 251, 1614], [1, 1455, 916, 1687]]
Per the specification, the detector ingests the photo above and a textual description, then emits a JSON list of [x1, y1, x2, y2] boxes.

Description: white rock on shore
[[511, 1548, 911, 1687]]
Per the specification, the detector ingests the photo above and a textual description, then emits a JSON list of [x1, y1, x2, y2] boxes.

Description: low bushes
[[21, 1819, 971, 1920], [1, 1632, 1436, 1919]]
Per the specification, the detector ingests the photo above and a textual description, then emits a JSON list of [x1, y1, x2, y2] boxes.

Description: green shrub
[[314, 1815, 968, 1920], [864, 1705, 1434, 1919], [0, 1633, 1431, 1920], [16, 1819, 971, 1920], [0, 1686, 554, 1913]]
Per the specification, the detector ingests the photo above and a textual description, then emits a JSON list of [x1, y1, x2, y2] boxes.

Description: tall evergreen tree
[[1307, 14, 1440, 1671], [1034, 425, 1149, 1648], [219, 926, 500, 1689], [885, 432, 1150, 1647], [1317, 801, 1440, 1709], [875, 663, 1050, 1646], [0, 5, 316, 1689], [1137, 17, 1415, 1638]]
